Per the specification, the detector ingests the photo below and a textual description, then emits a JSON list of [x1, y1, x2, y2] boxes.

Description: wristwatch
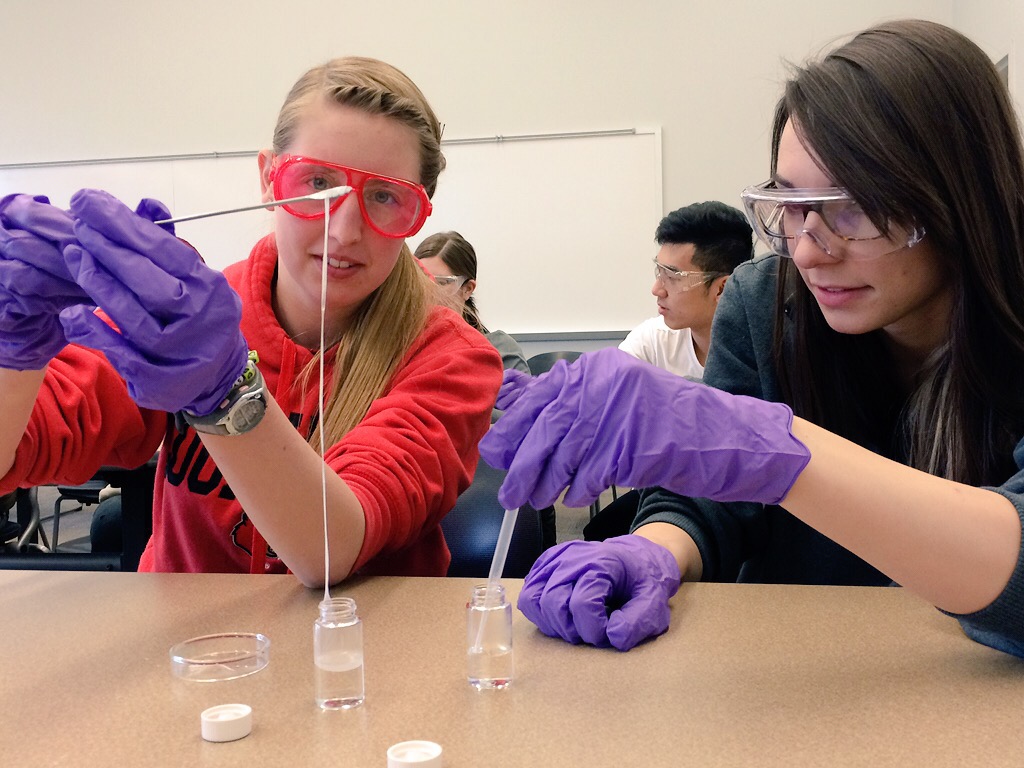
[[179, 351, 268, 436]]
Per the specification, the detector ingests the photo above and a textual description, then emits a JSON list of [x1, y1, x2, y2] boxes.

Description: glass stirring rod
[[154, 186, 353, 225]]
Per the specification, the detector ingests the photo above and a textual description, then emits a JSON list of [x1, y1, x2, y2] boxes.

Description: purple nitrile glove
[[0, 194, 92, 370], [518, 535, 681, 651], [132, 198, 177, 235], [480, 347, 811, 511], [494, 367, 531, 410], [59, 189, 248, 416]]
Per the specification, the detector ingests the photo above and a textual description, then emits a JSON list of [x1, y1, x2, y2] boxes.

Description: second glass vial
[[466, 583, 514, 689], [314, 596, 365, 709]]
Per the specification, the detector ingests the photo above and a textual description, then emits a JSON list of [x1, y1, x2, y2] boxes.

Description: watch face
[[231, 397, 266, 434]]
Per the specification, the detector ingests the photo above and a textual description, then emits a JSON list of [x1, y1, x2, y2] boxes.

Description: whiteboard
[[0, 129, 663, 335], [0, 156, 270, 277]]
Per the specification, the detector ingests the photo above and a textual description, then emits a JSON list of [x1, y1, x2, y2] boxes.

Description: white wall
[[1, 1, 956, 209], [953, 0, 1024, 123], [1, 0, 969, 337]]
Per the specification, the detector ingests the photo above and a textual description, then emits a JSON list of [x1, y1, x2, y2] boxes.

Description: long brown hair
[[272, 57, 445, 445], [413, 231, 489, 333], [770, 19, 1024, 485]]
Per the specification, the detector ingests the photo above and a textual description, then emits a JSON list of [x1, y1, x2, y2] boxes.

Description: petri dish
[[169, 632, 270, 682]]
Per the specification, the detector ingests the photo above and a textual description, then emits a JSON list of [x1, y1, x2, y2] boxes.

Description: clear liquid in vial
[[315, 649, 365, 709], [467, 644, 514, 689]]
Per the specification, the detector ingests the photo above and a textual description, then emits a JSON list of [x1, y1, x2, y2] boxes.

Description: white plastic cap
[[200, 703, 253, 743], [387, 740, 443, 767]]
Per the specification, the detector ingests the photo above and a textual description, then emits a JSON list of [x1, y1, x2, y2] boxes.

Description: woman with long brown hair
[[415, 230, 529, 375], [482, 19, 1024, 657]]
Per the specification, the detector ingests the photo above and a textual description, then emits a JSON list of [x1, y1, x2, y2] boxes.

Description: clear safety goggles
[[432, 274, 468, 289], [653, 259, 725, 293], [269, 154, 432, 238], [740, 181, 924, 260]]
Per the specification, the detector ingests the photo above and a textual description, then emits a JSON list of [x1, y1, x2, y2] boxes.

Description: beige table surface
[[2, 570, 1023, 767]]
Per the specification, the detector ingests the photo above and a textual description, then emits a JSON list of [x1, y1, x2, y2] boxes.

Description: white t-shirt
[[618, 316, 703, 379]]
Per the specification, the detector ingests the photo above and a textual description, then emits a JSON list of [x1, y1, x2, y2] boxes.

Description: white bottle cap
[[387, 740, 443, 767], [200, 703, 253, 743]]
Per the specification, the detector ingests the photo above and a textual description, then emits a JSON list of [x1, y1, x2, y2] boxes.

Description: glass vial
[[466, 583, 514, 689], [314, 596, 365, 709]]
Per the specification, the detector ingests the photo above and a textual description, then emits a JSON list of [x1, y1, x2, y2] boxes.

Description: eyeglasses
[[432, 275, 468, 288], [741, 181, 924, 261], [652, 259, 725, 293], [269, 155, 432, 238]]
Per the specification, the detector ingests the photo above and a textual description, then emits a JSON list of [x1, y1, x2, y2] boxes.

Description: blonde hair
[[274, 56, 446, 446]]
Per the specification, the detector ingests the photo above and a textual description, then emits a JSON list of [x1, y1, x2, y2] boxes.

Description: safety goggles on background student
[[652, 259, 727, 293], [740, 181, 925, 260], [269, 155, 432, 238], [432, 275, 469, 289]]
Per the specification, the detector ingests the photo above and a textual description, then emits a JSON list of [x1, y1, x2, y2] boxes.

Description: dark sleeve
[[485, 330, 530, 374], [631, 488, 767, 582], [945, 437, 1024, 657], [630, 257, 782, 581]]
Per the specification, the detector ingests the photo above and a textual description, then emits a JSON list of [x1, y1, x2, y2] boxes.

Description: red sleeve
[[328, 309, 503, 571], [0, 344, 166, 494]]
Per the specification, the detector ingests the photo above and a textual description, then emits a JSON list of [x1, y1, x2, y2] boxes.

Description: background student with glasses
[[414, 230, 529, 377], [480, 19, 1024, 658], [0, 56, 502, 585], [620, 201, 753, 380], [585, 201, 752, 542]]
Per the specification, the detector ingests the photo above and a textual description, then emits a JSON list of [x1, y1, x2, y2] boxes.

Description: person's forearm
[[634, 522, 703, 582], [198, 399, 366, 587], [782, 417, 1021, 614], [0, 367, 46, 479]]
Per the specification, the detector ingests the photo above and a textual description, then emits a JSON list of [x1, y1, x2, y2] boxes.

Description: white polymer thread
[[159, 187, 347, 597], [312, 191, 366, 711], [319, 194, 331, 600], [156, 186, 353, 739]]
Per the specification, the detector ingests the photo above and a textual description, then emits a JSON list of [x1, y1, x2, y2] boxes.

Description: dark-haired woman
[[480, 19, 1024, 657], [415, 230, 529, 375]]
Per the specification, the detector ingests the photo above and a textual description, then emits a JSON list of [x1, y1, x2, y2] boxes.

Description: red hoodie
[[2, 234, 502, 576]]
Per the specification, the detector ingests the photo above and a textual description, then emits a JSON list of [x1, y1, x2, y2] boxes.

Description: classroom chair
[[0, 487, 51, 553], [51, 479, 109, 551], [526, 350, 583, 376], [0, 459, 156, 572], [0, 491, 25, 549], [441, 459, 552, 579]]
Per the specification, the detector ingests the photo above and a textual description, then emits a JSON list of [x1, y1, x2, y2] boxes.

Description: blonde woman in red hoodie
[[0, 57, 502, 586]]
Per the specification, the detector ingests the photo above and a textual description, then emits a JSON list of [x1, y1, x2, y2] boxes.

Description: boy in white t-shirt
[[618, 201, 754, 380], [588, 201, 754, 540]]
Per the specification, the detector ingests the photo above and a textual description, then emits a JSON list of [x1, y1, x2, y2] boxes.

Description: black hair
[[655, 201, 753, 275]]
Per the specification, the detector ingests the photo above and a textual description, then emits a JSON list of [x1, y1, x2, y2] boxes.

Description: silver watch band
[[179, 352, 267, 436]]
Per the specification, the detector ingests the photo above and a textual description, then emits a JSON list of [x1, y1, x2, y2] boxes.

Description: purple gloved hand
[[480, 347, 811, 510], [59, 189, 248, 416], [518, 535, 681, 651], [0, 194, 92, 370]]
